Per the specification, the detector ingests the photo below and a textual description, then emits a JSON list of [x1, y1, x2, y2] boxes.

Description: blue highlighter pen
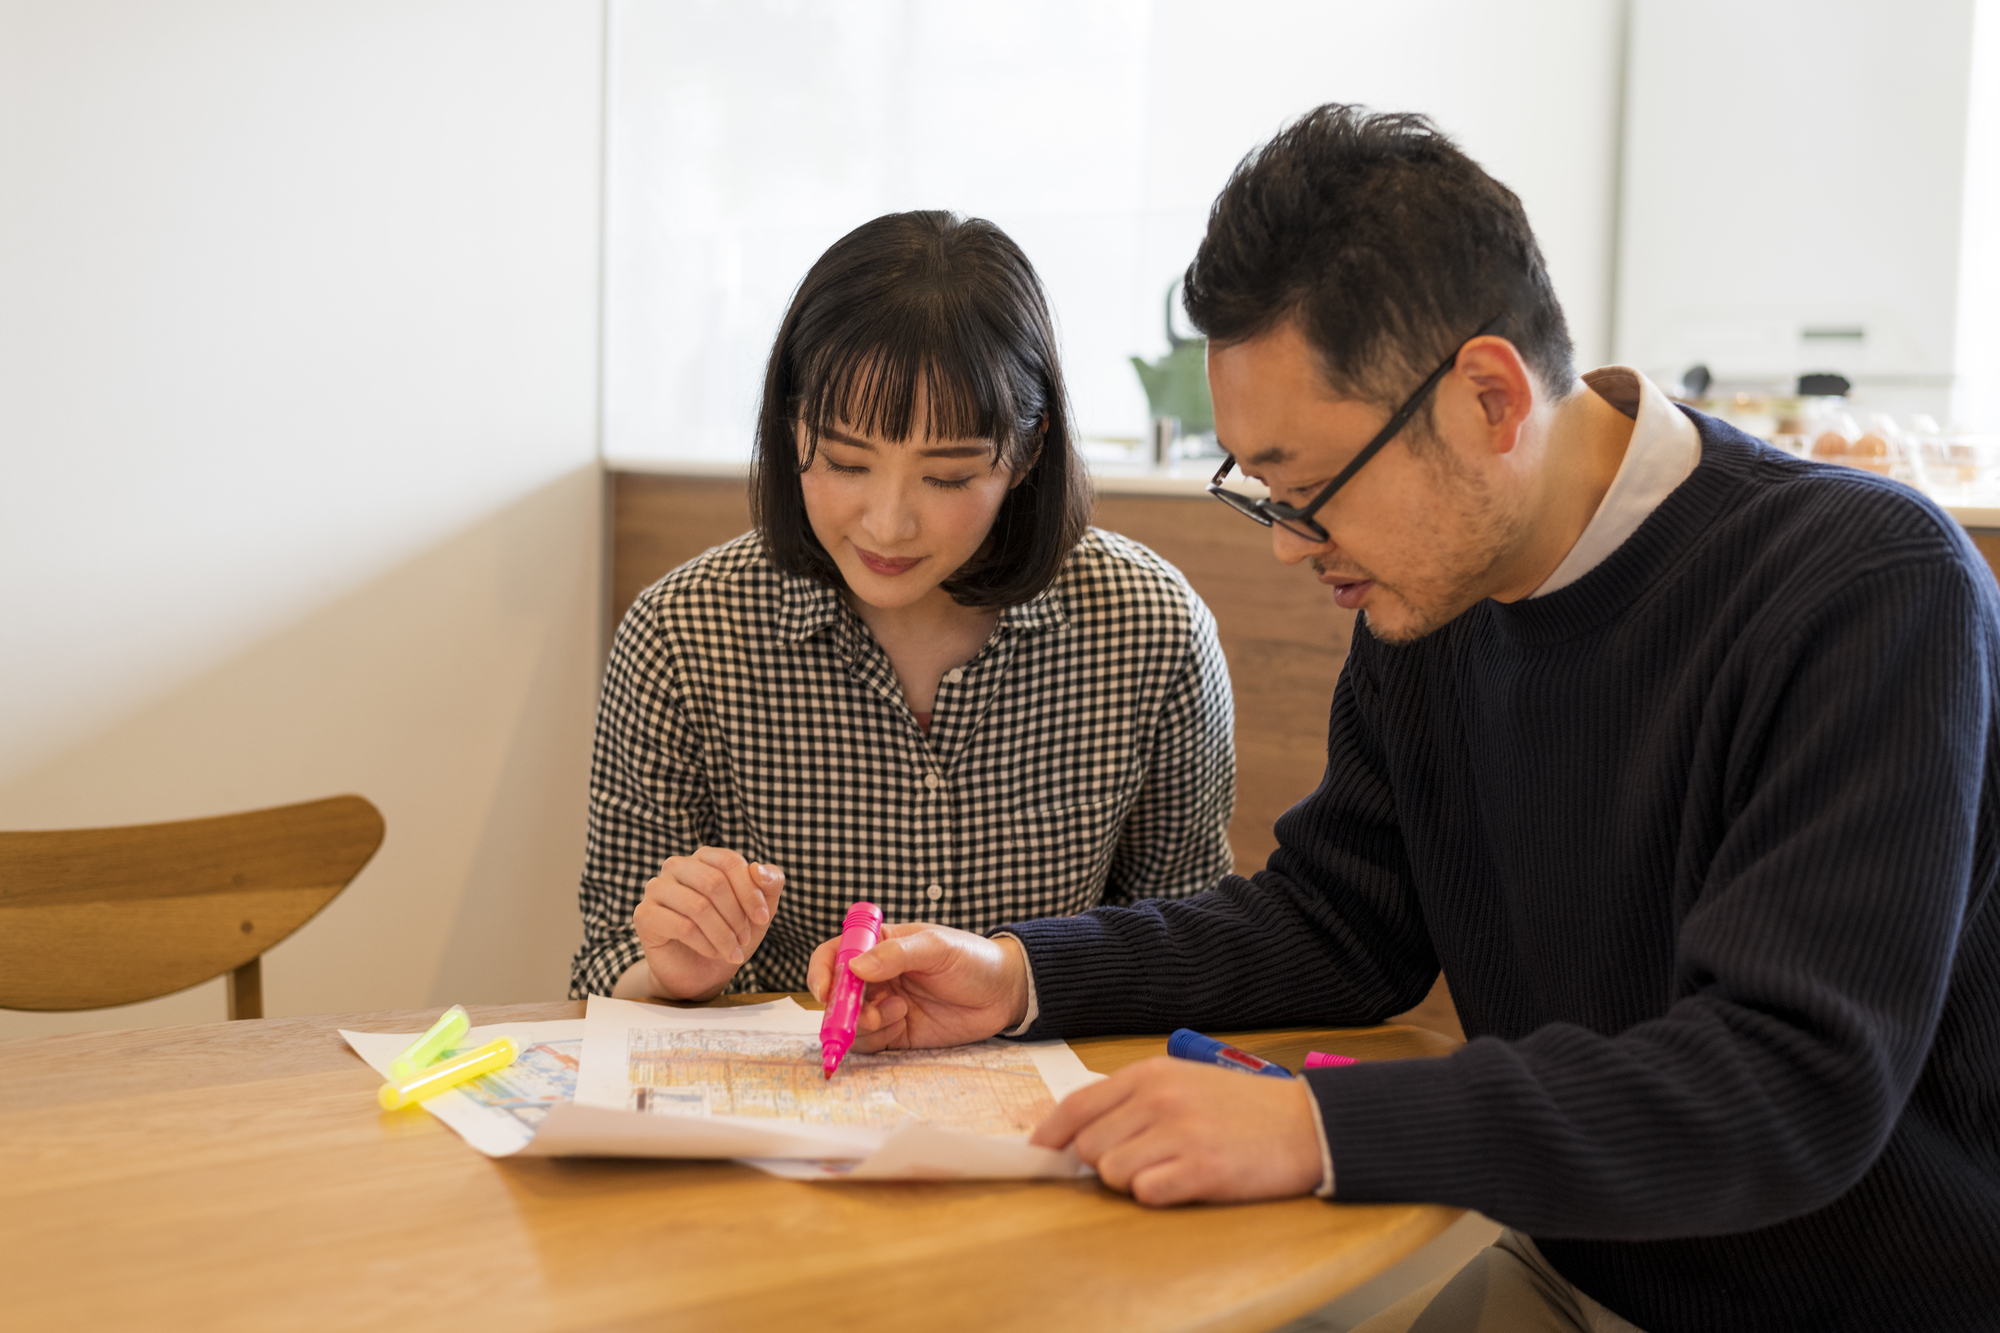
[[1167, 1028, 1295, 1079]]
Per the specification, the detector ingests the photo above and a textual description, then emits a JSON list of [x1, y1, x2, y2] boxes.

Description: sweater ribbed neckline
[[1470, 412, 1752, 648]]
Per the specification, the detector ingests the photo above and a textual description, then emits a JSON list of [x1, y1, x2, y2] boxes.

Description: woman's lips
[[855, 546, 922, 576]]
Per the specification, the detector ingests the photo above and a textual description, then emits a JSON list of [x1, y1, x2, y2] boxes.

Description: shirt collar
[[1529, 366, 1702, 598], [998, 583, 1067, 633], [775, 568, 844, 643]]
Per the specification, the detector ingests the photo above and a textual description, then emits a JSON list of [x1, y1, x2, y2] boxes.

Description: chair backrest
[[0, 795, 384, 1014]]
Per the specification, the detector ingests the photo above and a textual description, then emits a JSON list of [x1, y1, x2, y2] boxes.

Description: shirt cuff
[[1300, 1078, 1337, 1198], [991, 932, 1041, 1037], [611, 958, 656, 999]]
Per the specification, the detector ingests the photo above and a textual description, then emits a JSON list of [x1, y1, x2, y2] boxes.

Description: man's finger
[[1069, 1093, 1164, 1170], [848, 927, 947, 983], [1091, 1126, 1184, 1197], [1030, 1071, 1135, 1149], [852, 1002, 908, 1053], [858, 992, 908, 1034], [1124, 1154, 1203, 1207], [806, 939, 836, 1002]]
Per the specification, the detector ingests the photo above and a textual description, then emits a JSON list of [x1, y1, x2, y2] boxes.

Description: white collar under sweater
[[1529, 367, 1702, 598]]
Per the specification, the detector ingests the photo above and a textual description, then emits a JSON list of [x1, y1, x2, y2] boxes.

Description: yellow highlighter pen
[[378, 1036, 518, 1110], [388, 1005, 471, 1080]]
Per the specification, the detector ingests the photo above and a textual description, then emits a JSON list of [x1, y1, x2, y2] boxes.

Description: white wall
[[603, 0, 1626, 464], [0, 1, 606, 1035]]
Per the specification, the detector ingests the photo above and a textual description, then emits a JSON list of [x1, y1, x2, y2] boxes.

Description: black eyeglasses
[[1207, 314, 1507, 543]]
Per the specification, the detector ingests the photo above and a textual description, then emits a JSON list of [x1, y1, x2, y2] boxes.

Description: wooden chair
[[0, 795, 384, 1020]]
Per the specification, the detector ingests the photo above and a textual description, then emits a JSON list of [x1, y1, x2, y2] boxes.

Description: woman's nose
[[860, 486, 921, 544]]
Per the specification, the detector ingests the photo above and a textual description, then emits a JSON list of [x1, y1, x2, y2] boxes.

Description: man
[[808, 107, 2000, 1331]]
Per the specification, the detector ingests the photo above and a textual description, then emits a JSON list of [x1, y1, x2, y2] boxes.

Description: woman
[[572, 211, 1234, 1000]]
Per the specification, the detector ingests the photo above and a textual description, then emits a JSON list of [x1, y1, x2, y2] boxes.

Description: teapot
[[1130, 285, 1214, 438]]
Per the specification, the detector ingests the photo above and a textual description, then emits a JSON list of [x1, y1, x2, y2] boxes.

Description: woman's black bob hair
[[751, 210, 1092, 609]]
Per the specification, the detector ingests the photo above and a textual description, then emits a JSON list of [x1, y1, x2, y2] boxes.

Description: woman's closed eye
[[822, 454, 975, 490]]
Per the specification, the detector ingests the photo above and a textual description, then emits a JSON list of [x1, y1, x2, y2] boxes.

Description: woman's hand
[[807, 923, 1030, 1051], [632, 847, 785, 1000]]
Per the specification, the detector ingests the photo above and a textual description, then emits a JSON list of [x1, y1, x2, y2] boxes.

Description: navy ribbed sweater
[[1006, 417, 2000, 1331]]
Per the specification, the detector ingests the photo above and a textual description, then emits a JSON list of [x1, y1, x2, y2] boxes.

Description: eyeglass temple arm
[[1283, 314, 1509, 516]]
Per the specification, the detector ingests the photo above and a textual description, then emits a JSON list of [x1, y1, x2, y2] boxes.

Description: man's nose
[[1271, 524, 1329, 567]]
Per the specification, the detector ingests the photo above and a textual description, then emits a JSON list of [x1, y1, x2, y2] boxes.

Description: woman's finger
[[652, 879, 745, 964], [692, 847, 782, 933], [678, 856, 755, 946], [636, 896, 730, 963], [749, 861, 784, 923]]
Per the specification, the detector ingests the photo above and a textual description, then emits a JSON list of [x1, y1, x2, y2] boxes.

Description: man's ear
[[1448, 338, 1535, 456]]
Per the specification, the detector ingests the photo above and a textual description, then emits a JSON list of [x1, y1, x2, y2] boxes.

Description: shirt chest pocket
[[1002, 798, 1122, 912]]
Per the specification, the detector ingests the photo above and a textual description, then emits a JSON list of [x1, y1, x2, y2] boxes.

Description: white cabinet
[[1615, 0, 1980, 417]]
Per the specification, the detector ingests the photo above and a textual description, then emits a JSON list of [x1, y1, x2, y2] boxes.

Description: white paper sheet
[[343, 998, 1101, 1180], [341, 1018, 584, 1156]]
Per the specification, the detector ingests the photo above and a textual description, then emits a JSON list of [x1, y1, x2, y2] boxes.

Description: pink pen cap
[[1303, 1051, 1357, 1069], [818, 901, 883, 1079]]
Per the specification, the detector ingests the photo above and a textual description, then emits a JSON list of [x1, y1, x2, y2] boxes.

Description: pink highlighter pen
[[819, 901, 884, 1079]]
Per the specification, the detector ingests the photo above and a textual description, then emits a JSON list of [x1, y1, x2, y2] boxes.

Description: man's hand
[[1030, 1057, 1325, 1206], [807, 923, 1029, 1051], [632, 847, 784, 1001]]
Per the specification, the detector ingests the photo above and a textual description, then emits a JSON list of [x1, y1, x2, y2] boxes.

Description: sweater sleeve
[[1315, 557, 1995, 1238], [569, 595, 719, 998], [1004, 632, 1440, 1036]]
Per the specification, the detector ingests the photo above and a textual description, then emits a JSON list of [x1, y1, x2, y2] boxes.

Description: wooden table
[[0, 998, 1462, 1332]]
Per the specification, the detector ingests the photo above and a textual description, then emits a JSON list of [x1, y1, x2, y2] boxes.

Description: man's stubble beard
[[1323, 445, 1531, 646]]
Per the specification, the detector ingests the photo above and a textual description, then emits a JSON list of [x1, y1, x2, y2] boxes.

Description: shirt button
[[924, 773, 942, 791], [925, 884, 944, 902], [945, 668, 964, 684]]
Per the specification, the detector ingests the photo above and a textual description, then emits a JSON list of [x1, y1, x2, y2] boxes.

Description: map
[[453, 1038, 581, 1132], [624, 1030, 1057, 1135]]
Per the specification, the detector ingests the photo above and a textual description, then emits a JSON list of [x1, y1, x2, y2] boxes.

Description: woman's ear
[[1008, 418, 1046, 490]]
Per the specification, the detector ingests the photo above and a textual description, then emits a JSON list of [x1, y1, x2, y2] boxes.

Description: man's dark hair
[[753, 210, 1091, 608], [1183, 105, 1575, 422]]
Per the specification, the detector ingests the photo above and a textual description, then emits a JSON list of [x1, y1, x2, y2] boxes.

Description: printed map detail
[[625, 1031, 1056, 1135], [454, 1039, 581, 1131]]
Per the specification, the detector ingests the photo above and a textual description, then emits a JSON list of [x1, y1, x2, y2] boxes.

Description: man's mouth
[[855, 546, 922, 576], [1314, 562, 1374, 610]]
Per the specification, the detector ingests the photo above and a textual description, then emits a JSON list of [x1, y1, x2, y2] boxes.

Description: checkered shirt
[[571, 527, 1236, 996]]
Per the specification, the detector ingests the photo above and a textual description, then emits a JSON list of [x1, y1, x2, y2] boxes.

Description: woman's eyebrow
[[821, 426, 989, 460], [817, 427, 876, 451]]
